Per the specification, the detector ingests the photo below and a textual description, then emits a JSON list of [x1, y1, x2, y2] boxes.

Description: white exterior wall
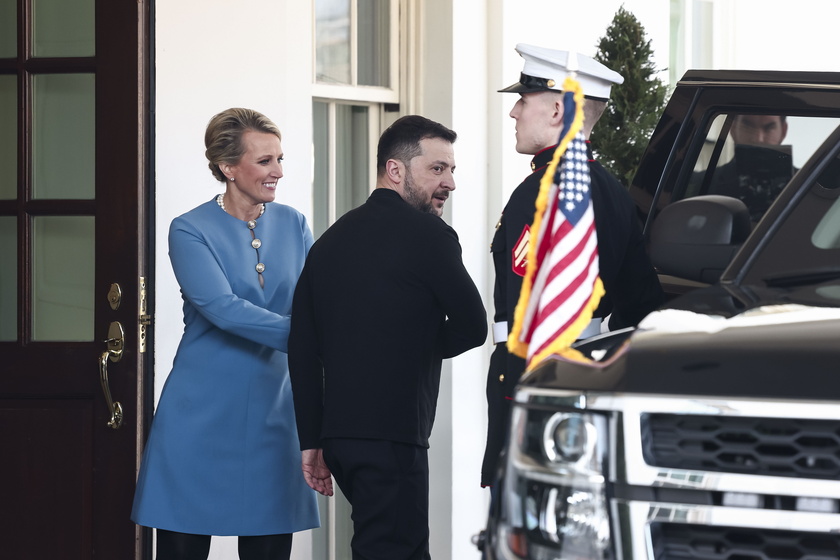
[[153, 1, 840, 558], [154, 0, 314, 409]]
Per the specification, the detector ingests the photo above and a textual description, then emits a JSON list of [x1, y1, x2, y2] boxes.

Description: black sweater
[[289, 188, 487, 450]]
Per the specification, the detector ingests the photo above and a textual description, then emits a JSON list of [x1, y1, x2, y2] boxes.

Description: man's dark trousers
[[323, 438, 431, 560]]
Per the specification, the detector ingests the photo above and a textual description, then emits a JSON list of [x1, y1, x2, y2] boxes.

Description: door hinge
[[139, 276, 152, 353]]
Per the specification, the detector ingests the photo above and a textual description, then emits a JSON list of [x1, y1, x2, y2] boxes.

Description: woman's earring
[[230, 177, 235, 182]]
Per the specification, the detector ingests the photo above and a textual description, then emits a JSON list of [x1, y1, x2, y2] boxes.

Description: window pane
[[32, 216, 94, 341], [312, 101, 330, 238], [335, 105, 370, 216], [812, 170, 840, 250], [687, 113, 840, 222], [745, 149, 840, 284], [316, 0, 351, 85], [32, 74, 95, 199], [0, 75, 16, 200], [357, 0, 389, 87], [0, 0, 15, 57], [33, 0, 95, 57], [0, 217, 16, 341]]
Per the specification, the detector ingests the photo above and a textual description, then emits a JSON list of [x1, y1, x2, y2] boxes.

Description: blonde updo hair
[[204, 108, 282, 183]]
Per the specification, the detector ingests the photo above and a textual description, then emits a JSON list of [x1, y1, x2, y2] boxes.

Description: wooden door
[[0, 0, 150, 557]]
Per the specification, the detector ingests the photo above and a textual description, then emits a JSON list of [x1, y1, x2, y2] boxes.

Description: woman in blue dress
[[132, 108, 320, 559]]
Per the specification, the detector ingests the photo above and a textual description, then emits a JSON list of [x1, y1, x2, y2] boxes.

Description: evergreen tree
[[591, 6, 669, 189]]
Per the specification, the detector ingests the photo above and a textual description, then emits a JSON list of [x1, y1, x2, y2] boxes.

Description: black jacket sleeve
[[425, 223, 488, 358], [288, 262, 325, 451]]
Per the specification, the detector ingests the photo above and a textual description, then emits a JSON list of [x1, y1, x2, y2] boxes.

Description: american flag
[[507, 76, 605, 368]]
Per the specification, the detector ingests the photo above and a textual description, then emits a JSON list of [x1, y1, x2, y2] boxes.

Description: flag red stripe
[[546, 219, 595, 282], [523, 218, 597, 343], [528, 252, 600, 358], [537, 234, 598, 321], [529, 289, 598, 359], [528, 241, 598, 342]]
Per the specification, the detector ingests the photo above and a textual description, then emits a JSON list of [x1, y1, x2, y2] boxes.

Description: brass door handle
[[98, 321, 125, 429]]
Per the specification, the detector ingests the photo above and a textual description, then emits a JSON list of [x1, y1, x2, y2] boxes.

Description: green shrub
[[591, 6, 670, 188]]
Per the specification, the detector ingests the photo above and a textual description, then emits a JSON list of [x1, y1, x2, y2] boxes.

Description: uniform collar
[[530, 145, 557, 172]]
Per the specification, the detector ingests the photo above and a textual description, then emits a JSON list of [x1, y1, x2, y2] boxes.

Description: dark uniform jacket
[[289, 188, 487, 451], [480, 143, 663, 486]]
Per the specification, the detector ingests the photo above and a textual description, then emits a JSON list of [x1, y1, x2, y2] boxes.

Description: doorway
[[0, 0, 151, 557]]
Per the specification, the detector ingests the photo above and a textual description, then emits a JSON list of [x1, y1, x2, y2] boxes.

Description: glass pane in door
[[31, 216, 94, 341], [313, 101, 330, 237], [0, 217, 16, 341], [357, 0, 389, 87], [316, 0, 351, 84], [32, 74, 95, 200], [0, 76, 16, 200], [0, 1, 15, 57], [32, 0, 95, 58], [335, 104, 369, 217]]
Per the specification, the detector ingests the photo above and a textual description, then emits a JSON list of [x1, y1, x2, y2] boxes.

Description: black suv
[[481, 70, 840, 560]]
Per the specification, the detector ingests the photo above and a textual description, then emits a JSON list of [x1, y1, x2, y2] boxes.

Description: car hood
[[520, 281, 840, 400]]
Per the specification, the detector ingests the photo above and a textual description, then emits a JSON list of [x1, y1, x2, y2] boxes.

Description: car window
[[682, 113, 840, 223], [742, 149, 840, 285], [812, 157, 840, 250]]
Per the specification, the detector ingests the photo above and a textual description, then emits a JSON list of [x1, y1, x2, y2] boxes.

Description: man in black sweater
[[289, 115, 487, 560]]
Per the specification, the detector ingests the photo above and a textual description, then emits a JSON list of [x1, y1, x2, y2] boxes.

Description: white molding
[[311, 83, 399, 104]]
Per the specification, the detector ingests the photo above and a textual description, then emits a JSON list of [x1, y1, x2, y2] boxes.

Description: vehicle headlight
[[497, 405, 611, 560], [543, 412, 597, 463]]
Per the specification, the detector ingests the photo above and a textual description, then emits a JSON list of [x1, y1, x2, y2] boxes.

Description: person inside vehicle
[[706, 114, 793, 221]]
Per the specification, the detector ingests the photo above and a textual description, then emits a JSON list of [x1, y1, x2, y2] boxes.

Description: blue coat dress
[[131, 198, 320, 536]]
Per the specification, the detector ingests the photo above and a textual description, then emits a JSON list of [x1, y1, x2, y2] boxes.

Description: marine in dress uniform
[[481, 44, 664, 487]]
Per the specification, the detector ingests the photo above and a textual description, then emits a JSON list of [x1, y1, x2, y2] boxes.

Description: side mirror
[[650, 195, 751, 283]]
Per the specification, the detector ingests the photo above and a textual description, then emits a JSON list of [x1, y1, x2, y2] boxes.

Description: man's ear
[[549, 96, 565, 126], [385, 159, 404, 184]]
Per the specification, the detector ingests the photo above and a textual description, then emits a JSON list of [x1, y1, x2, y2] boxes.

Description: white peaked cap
[[499, 43, 624, 100]]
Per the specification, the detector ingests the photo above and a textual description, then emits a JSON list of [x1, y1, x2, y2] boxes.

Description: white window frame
[[312, 0, 401, 104], [313, 98, 381, 227]]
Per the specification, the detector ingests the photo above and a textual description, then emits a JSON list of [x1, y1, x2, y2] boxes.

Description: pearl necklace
[[216, 193, 265, 223], [217, 193, 267, 286]]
